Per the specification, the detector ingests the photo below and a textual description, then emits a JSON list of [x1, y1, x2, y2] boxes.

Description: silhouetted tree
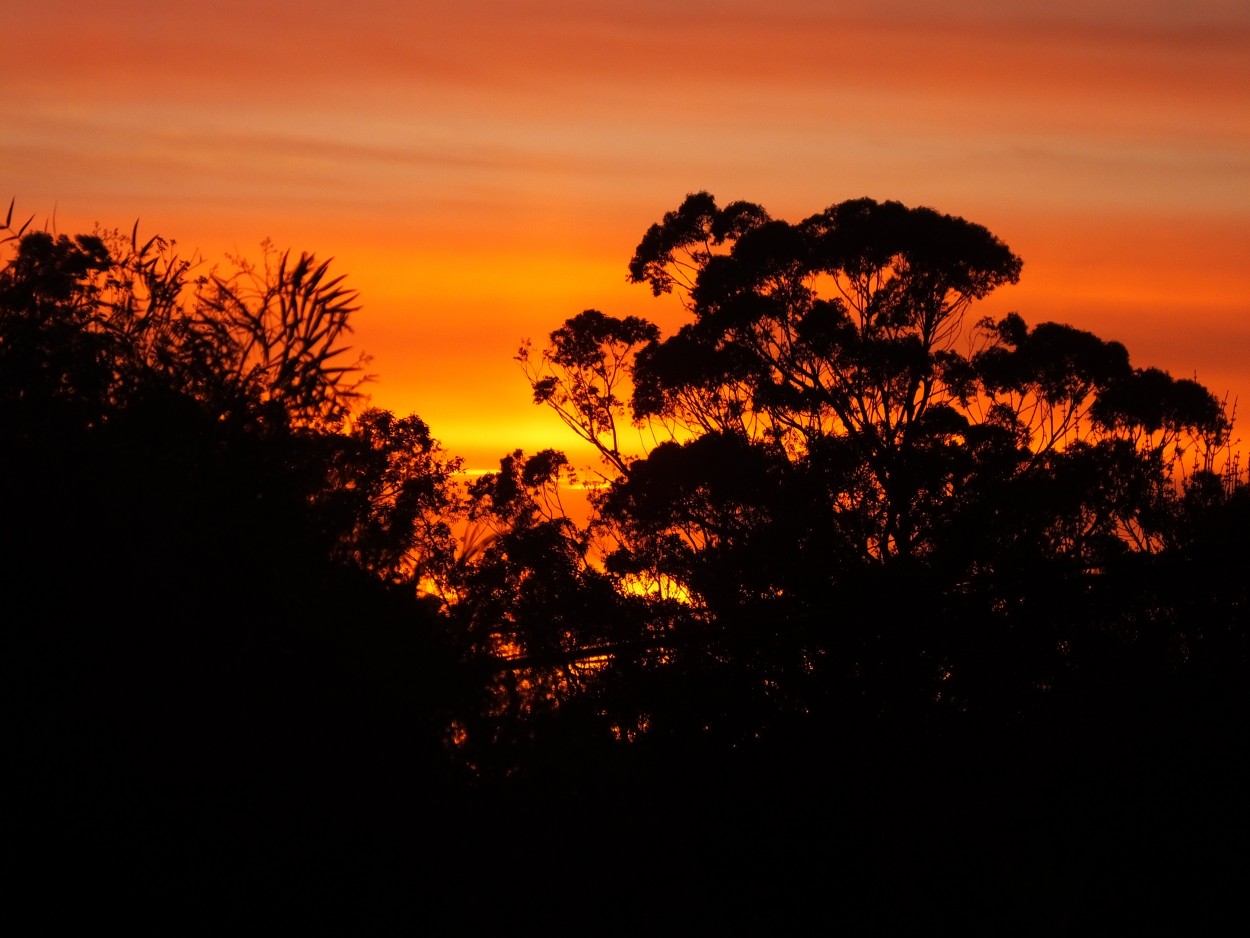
[[2, 206, 475, 926], [0, 210, 463, 584], [193, 243, 371, 428], [437, 449, 634, 775], [521, 192, 1243, 734]]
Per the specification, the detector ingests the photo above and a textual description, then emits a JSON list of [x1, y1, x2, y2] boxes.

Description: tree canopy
[[6, 196, 1248, 930], [519, 192, 1243, 733]]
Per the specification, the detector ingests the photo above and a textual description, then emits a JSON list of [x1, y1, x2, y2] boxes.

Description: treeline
[[5, 197, 1247, 929]]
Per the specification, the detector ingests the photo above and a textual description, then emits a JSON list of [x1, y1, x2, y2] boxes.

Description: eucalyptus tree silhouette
[[521, 192, 1239, 731], [503, 200, 1250, 934]]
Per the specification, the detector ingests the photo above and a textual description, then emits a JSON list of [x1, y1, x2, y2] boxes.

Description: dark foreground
[[11, 604, 1247, 934]]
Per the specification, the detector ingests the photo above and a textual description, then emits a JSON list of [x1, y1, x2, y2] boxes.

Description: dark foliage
[[2, 215, 467, 928], [509, 193, 1249, 927], [5, 196, 1248, 929]]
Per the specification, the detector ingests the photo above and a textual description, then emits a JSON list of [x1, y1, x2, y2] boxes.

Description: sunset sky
[[8, 0, 1249, 470]]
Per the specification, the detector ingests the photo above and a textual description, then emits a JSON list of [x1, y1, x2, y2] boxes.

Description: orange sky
[[7, 1, 1248, 469]]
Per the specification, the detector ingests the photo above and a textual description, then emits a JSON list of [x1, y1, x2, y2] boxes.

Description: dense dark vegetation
[[6, 195, 1248, 930]]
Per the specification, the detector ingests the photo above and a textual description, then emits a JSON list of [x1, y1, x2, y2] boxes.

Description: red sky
[[8, 0, 1248, 469]]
